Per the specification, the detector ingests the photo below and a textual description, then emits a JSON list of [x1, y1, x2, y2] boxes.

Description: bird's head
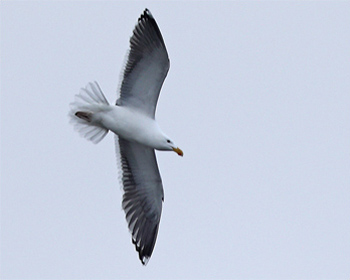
[[162, 137, 183, 156]]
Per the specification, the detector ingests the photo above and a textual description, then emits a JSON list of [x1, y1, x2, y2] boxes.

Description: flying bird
[[69, 9, 182, 265]]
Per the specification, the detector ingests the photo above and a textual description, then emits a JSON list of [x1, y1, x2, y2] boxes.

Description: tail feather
[[90, 82, 109, 104], [69, 81, 110, 144]]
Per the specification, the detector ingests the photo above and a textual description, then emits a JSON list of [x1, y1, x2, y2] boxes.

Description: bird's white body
[[88, 104, 168, 150]]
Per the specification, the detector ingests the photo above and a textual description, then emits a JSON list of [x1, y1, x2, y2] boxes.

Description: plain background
[[1, 1, 350, 279]]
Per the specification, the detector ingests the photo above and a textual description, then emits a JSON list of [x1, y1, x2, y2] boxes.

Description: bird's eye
[[167, 139, 171, 143]]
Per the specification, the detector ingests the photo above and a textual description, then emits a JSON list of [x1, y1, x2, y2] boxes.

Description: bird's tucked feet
[[75, 111, 92, 122]]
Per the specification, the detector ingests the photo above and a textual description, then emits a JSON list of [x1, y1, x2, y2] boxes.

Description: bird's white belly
[[99, 105, 159, 147]]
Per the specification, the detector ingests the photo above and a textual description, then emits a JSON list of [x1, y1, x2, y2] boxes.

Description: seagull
[[69, 9, 183, 265]]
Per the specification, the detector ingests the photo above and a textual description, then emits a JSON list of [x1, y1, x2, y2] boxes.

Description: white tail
[[69, 81, 110, 144]]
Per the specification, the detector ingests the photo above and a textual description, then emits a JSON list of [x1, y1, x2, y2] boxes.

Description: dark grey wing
[[117, 136, 164, 265], [117, 9, 170, 119]]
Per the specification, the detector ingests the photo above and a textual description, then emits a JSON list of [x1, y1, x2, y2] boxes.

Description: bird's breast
[[101, 106, 160, 147]]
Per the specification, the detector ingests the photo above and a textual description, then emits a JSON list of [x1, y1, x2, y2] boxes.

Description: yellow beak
[[172, 147, 183, 157]]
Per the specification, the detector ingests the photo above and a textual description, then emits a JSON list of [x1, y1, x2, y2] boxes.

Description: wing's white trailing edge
[[69, 81, 109, 144]]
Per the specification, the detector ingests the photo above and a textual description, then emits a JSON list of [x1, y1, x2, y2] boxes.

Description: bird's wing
[[116, 9, 170, 119], [116, 136, 164, 265]]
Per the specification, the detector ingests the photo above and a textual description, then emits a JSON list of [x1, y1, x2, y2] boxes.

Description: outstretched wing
[[117, 9, 170, 119], [117, 136, 164, 264]]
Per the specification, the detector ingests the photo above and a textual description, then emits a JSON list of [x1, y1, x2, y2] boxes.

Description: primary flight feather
[[69, 9, 183, 265]]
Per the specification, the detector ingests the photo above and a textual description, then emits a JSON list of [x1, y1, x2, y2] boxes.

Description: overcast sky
[[1, 1, 350, 279]]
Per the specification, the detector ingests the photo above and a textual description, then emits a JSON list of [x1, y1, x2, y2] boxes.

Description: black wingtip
[[132, 238, 150, 265], [136, 8, 166, 49], [143, 8, 153, 19], [139, 8, 155, 23]]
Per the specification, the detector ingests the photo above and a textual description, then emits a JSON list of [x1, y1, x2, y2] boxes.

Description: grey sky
[[1, 1, 350, 279]]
